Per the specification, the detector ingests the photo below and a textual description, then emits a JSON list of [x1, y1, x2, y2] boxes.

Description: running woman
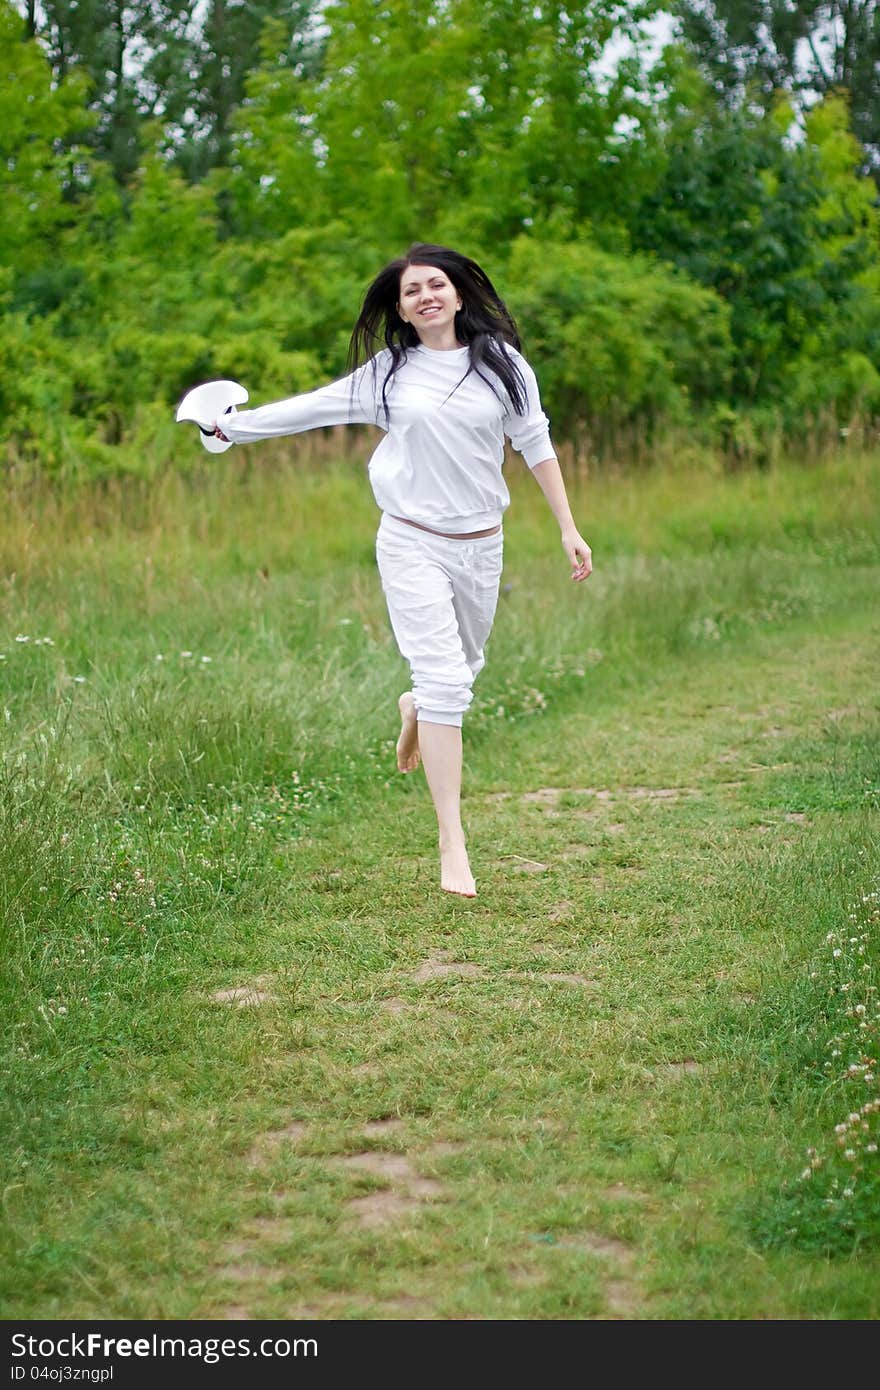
[[214, 243, 592, 897]]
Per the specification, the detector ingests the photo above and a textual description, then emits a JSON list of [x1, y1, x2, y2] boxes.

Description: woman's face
[[397, 264, 462, 335]]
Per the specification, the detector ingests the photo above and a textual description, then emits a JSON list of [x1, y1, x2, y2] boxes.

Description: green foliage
[[509, 235, 732, 436], [21, 0, 324, 185], [633, 91, 880, 425], [675, 0, 880, 178], [780, 97, 880, 426], [0, 4, 91, 279], [2, 0, 880, 472]]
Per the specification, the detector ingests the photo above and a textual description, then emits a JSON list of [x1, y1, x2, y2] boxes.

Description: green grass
[[1, 448, 878, 1319]]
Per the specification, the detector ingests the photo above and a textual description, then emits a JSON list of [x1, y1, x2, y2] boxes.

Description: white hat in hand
[[175, 379, 249, 453]]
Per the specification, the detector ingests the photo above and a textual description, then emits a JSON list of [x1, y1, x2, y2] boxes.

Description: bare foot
[[396, 692, 420, 772], [440, 840, 476, 897]]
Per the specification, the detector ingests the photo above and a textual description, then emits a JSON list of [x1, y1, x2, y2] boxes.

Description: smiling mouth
[[419, 307, 441, 315]]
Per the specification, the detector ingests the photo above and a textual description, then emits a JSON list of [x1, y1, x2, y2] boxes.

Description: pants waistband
[[379, 512, 503, 547]]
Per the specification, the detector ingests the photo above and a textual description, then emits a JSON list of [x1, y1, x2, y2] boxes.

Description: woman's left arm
[[530, 456, 592, 582]]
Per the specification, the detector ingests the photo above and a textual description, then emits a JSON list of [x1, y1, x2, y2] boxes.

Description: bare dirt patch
[[547, 901, 573, 921], [600, 1184, 644, 1203], [516, 1227, 640, 1315], [336, 1150, 447, 1229], [346, 1191, 423, 1229], [411, 952, 482, 983], [508, 1261, 548, 1289], [241, 1216, 299, 1241], [537, 972, 599, 988], [561, 1232, 634, 1261], [338, 1152, 415, 1181], [559, 1232, 640, 1317], [560, 845, 592, 862], [378, 996, 410, 1013], [624, 786, 701, 801], [521, 787, 565, 804], [215, 1260, 271, 1283], [245, 1120, 307, 1168], [486, 786, 611, 805], [604, 1277, 641, 1318], [340, 1153, 445, 1200], [655, 1060, 703, 1080], [369, 1293, 435, 1318], [211, 976, 275, 1008], [826, 705, 863, 721], [420, 1140, 465, 1158], [784, 811, 810, 823], [361, 1118, 406, 1138], [221, 1239, 256, 1260], [351, 1061, 386, 1077]]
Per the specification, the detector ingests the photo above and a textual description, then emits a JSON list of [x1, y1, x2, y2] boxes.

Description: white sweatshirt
[[220, 341, 556, 533]]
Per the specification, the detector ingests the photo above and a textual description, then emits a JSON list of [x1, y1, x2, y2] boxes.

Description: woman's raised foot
[[396, 692, 421, 772]]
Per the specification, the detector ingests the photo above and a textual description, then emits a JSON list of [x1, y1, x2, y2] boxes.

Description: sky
[[593, 6, 680, 85]]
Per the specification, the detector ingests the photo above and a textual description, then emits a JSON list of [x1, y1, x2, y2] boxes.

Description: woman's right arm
[[216, 359, 383, 444]]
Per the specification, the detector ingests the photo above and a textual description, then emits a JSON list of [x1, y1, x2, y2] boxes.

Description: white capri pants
[[376, 512, 504, 728]]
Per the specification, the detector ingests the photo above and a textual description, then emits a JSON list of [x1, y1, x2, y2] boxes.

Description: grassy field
[[1, 447, 878, 1320]]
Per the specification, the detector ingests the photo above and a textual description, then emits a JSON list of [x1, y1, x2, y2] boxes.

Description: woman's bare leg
[[416, 719, 476, 897]]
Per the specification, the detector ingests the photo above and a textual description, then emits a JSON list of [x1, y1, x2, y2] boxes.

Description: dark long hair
[[347, 243, 529, 425]]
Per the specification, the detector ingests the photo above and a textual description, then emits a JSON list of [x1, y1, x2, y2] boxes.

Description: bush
[[508, 234, 733, 440]]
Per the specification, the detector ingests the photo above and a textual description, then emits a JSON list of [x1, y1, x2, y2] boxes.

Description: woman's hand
[[562, 526, 592, 582]]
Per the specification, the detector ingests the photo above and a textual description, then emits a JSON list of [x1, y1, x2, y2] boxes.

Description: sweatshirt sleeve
[[220, 357, 385, 444], [503, 352, 557, 468]]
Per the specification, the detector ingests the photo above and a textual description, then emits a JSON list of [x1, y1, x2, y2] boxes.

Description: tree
[[166, 0, 323, 182], [0, 1, 90, 280], [508, 233, 732, 439], [632, 82, 880, 416], [223, 0, 667, 253], [674, 1, 880, 175], [20, 0, 161, 182], [17, 0, 324, 184]]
